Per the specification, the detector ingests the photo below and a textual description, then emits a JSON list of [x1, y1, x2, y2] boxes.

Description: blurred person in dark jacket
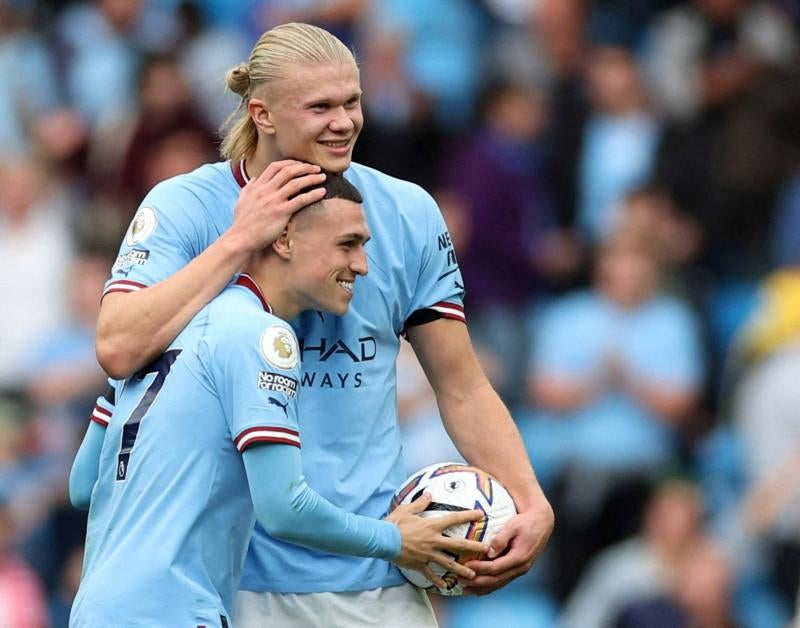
[[443, 79, 568, 407]]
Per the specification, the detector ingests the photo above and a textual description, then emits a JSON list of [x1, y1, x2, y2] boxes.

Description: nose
[[329, 106, 355, 132], [350, 247, 368, 276]]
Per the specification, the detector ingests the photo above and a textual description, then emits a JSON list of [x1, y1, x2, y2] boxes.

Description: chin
[[318, 153, 353, 174]]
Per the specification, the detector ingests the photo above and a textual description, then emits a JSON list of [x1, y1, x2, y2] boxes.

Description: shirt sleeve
[[103, 178, 206, 297], [626, 301, 704, 389], [69, 420, 107, 510], [403, 188, 466, 331], [211, 317, 302, 451], [243, 443, 401, 560], [89, 379, 117, 427]]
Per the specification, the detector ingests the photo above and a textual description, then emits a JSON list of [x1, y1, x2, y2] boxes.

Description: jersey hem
[[239, 573, 407, 594]]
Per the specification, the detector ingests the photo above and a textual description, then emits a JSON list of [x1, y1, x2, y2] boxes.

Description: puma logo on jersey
[[268, 397, 289, 416]]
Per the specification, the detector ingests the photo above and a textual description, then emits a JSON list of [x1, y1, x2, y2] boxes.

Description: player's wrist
[[218, 228, 259, 260]]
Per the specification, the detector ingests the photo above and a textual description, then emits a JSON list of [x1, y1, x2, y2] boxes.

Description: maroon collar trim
[[234, 274, 271, 313], [230, 159, 250, 188]]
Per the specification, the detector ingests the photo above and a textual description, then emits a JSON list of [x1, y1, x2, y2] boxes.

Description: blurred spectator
[[527, 232, 703, 476], [535, 0, 590, 233], [120, 54, 217, 202], [732, 343, 800, 610], [444, 79, 559, 405], [648, 0, 800, 280], [24, 246, 110, 448], [366, 0, 487, 126], [0, 159, 74, 391], [174, 1, 250, 130], [352, 24, 445, 189], [0, 497, 48, 628], [612, 186, 701, 272], [577, 40, 660, 244], [524, 231, 703, 597], [644, 0, 797, 122], [48, 546, 82, 628], [55, 0, 179, 126], [257, 0, 369, 48], [0, 1, 60, 158], [562, 478, 707, 628], [615, 540, 737, 628]]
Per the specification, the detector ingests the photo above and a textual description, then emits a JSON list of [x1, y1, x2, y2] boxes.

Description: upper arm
[[211, 316, 302, 453], [407, 317, 486, 399], [102, 180, 203, 298], [403, 188, 466, 330]]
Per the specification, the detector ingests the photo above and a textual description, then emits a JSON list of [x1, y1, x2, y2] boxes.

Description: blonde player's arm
[[96, 162, 326, 379], [408, 317, 554, 593]]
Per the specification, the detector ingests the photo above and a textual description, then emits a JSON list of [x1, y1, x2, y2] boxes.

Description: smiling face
[[259, 62, 363, 173], [287, 197, 370, 315]]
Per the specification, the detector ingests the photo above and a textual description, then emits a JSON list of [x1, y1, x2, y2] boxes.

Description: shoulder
[[643, 295, 697, 326], [546, 291, 598, 320], [206, 293, 299, 364], [140, 161, 231, 211], [346, 162, 438, 214]]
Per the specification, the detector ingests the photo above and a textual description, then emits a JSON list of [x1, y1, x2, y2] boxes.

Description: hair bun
[[226, 63, 251, 97]]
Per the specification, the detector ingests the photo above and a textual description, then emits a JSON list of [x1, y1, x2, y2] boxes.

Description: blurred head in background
[[595, 231, 662, 309]]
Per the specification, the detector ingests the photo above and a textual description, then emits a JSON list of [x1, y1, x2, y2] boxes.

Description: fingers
[[462, 564, 527, 592], [405, 492, 432, 515], [434, 508, 486, 530], [428, 555, 475, 580], [282, 172, 327, 199], [286, 187, 327, 214], [439, 537, 489, 556], [256, 160, 321, 187], [421, 565, 447, 591]]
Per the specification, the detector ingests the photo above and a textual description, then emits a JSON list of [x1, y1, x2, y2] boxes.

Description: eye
[[344, 97, 361, 109], [310, 103, 330, 112]]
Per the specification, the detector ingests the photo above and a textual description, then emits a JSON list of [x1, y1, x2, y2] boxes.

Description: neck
[[244, 140, 282, 181], [243, 259, 303, 321]]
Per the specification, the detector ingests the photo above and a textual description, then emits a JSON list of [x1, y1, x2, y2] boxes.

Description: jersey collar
[[234, 274, 272, 313], [231, 159, 250, 188]]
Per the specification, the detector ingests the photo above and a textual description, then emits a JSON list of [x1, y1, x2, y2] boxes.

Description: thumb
[[486, 522, 513, 559]]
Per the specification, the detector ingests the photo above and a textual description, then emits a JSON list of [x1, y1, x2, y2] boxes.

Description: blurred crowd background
[[3, 0, 800, 626]]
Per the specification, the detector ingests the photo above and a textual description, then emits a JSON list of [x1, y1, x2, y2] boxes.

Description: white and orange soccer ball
[[390, 462, 517, 596]]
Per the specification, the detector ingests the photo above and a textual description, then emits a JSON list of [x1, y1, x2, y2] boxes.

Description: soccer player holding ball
[[90, 23, 553, 627]]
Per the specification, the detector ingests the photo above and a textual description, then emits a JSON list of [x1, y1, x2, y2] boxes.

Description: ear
[[248, 97, 276, 136], [272, 228, 292, 260]]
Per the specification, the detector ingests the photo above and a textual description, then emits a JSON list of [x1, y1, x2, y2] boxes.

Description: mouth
[[319, 139, 352, 153], [337, 279, 354, 294]]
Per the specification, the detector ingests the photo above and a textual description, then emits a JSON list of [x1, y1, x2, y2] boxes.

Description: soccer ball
[[390, 462, 517, 596]]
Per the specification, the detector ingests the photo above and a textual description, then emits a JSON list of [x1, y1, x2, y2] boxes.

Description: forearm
[[528, 376, 598, 412], [624, 380, 697, 425], [440, 380, 546, 513], [243, 445, 401, 560], [69, 421, 106, 510], [96, 234, 250, 378]]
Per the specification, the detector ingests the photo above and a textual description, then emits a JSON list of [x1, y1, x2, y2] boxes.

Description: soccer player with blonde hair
[[93, 22, 553, 627]]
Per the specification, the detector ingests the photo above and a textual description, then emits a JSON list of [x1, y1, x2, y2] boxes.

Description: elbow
[[68, 478, 92, 511], [255, 504, 303, 544], [95, 335, 136, 380]]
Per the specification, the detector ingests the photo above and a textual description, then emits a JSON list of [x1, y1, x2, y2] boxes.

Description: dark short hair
[[300, 170, 362, 204], [292, 170, 363, 227]]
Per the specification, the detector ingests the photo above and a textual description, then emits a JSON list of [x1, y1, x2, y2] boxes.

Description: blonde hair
[[220, 23, 358, 162]]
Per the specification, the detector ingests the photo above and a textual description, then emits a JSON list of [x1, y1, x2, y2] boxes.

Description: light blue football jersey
[[103, 160, 465, 593], [72, 276, 302, 626]]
